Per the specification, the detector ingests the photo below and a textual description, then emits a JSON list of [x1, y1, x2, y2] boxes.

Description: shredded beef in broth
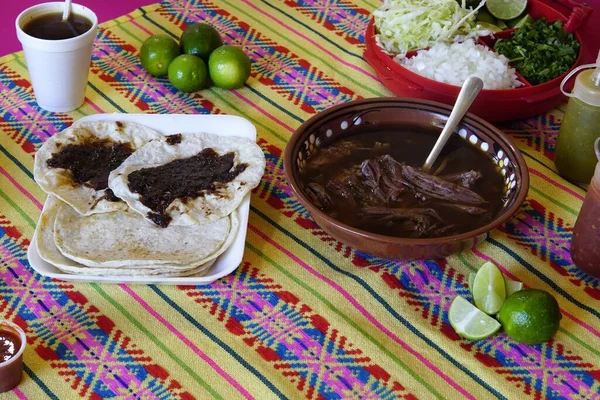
[[301, 126, 505, 238]]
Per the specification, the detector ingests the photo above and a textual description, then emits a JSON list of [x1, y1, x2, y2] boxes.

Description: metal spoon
[[61, 0, 80, 37], [62, 0, 72, 21], [422, 76, 484, 171]]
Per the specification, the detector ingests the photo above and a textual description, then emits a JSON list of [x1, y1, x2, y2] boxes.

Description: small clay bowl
[[284, 98, 529, 261]]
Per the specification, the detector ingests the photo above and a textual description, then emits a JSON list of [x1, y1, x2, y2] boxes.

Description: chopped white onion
[[398, 39, 521, 90]]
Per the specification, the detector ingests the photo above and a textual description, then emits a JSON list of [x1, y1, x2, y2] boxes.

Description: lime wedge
[[449, 296, 502, 340], [477, 22, 502, 33], [468, 272, 476, 294], [472, 261, 506, 315], [505, 277, 523, 296], [507, 13, 534, 29], [476, 9, 497, 24], [486, 0, 527, 21], [496, 19, 509, 29], [470, 271, 522, 297]]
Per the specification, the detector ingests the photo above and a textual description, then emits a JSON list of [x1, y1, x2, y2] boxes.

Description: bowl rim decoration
[[284, 97, 529, 249]]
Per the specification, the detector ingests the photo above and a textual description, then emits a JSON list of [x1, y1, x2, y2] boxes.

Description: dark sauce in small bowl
[[23, 12, 93, 40], [0, 331, 20, 363], [0, 323, 24, 393]]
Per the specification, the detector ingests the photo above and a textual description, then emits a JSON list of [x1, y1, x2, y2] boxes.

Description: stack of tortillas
[[32, 121, 265, 277]]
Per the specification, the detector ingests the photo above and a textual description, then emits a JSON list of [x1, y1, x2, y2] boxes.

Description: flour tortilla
[[108, 132, 264, 226], [35, 196, 218, 276], [53, 199, 238, 268], [34, 121, 163, 215], [54, 260, 215, 277]]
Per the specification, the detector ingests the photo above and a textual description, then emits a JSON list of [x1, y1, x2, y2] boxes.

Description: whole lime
[[180, 23, 223, 61], [168, 54, 208, 92], [498, 289, 562, 344], [140, 35, 180, 77], [208, 45, 251, 89]]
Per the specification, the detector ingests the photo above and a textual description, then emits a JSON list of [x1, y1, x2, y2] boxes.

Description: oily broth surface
[[302, 125, 506, 237]]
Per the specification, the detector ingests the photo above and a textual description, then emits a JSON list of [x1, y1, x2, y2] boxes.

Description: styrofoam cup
[[16, 2, 98, 113]]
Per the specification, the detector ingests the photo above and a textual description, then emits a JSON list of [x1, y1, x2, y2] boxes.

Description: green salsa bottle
[[555, 57, 600, 184]]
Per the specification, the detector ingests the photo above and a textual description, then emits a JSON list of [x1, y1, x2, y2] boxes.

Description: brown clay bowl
[[283, 98, 529, 261]]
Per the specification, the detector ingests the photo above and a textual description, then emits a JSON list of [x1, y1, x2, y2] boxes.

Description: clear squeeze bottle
[[570, 138, 600, 279], [555, 51, 600, 184]]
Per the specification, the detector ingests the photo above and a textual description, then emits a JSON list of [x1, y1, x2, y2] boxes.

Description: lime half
[[486, 0, 527, 21], [449, 296, 502, 340], [472, 261, 506, 315]]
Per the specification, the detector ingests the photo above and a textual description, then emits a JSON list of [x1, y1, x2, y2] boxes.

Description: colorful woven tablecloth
[[1, 0, 599, 399]]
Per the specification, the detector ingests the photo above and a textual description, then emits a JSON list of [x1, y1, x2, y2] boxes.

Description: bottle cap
[[561, 50, 600, 107]]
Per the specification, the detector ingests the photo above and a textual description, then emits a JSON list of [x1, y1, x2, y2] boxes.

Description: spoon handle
[[62, 0, 72, 22], [423, 76, 484, 171]]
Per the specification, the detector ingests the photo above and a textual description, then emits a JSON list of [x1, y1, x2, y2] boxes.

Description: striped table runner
[[0, 0, 599, 398]]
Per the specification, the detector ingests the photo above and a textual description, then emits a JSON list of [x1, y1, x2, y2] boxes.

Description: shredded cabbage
[[374, 0, 486, 55]]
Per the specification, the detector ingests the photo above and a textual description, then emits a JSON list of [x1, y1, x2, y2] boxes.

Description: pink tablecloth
[[2, 0, 598, 60], [1, 0, 153, 56]]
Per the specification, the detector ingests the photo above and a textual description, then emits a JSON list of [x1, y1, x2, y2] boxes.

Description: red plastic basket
[[363, 0, 591, 122]]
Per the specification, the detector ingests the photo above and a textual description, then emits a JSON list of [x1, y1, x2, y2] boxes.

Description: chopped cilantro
[[494, 18, 579, 85]]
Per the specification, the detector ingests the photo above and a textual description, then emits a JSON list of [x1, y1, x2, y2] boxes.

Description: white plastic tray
[[27, 113, 256, 285]]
